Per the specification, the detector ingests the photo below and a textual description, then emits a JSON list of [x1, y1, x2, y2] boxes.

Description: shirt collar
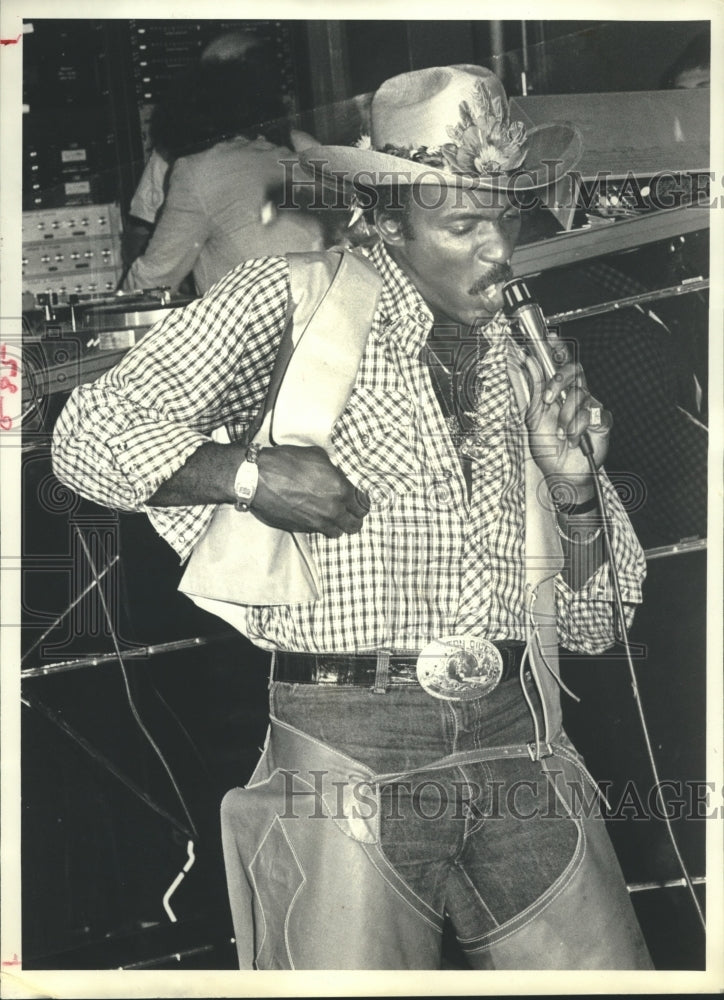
[[365, 241, 515, 357], [479, 311, 515, 349], [366, 242, 434, 356]]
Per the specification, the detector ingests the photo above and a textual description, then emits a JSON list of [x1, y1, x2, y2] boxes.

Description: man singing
[[52, 65, 652, 970]]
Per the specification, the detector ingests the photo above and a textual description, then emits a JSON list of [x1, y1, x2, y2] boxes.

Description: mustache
[[467, 263, 514, 297]]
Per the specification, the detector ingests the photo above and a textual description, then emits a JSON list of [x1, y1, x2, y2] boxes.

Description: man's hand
[[523, 348, 612, 502], [253, 445, 370, 538]]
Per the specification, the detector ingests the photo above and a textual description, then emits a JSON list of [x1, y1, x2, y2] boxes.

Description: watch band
[[233, 442, 262, 512]]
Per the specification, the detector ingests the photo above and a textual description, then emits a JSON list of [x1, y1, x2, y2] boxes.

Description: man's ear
[[374, 209, 407, 247]]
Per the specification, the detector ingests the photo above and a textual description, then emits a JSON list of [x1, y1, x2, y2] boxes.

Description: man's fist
[[523, 351, 612, 501], [252, 445, 370, 538]]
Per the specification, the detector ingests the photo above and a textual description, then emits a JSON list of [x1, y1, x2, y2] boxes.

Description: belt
[[273, 643, 526, 690]]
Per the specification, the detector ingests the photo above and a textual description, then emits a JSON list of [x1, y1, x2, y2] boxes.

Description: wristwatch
[[233, 442, 262, 512]]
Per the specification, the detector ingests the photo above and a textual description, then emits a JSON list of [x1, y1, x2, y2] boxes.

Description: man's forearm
[[148, 441, 244, 506], [147, 442, 370, 539]]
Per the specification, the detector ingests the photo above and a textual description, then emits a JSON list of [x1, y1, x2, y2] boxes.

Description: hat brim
[[299, 123, 583, 193]]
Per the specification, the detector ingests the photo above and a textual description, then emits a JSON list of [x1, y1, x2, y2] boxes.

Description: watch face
[[234, 455, 259, 507]]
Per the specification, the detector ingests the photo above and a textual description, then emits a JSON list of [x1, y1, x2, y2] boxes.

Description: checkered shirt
[[52, 243, 645, 655]]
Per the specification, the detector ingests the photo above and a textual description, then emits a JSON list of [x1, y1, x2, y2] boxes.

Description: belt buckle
[[416, 634, 504, 702]]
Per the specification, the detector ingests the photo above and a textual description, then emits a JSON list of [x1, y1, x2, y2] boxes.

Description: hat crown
[[297, 62, 583, 194], [371, 65, 511, 151]]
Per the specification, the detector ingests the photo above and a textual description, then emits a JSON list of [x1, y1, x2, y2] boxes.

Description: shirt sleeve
[[554, 472, 647, 654], [123, 156, 209, 294], [52, 257, 290, 560]]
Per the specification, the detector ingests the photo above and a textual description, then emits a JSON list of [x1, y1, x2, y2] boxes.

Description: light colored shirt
[[123, 136, 323, 295], [129, 148, 170, 224], [52, 243, 646, 655]]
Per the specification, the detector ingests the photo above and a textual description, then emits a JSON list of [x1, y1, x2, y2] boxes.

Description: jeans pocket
[[445, 755, 586, 952], [553, 733, 607, 811]]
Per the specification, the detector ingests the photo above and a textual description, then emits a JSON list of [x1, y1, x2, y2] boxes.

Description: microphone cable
[[584, 448, 705, 932], [503, 279, 706, 934]]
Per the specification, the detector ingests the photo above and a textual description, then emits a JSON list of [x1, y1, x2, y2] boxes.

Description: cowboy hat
[[299, 65, 582, 192]]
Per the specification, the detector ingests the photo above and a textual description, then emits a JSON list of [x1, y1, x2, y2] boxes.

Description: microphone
[[502, 279, 559, 381], [502, 278, 594, 458]]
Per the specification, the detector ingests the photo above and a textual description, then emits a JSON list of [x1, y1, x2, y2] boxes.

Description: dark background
[[22, 18, 708, 212], [18, 17, 710, 971], [19, 461, 708, 970]]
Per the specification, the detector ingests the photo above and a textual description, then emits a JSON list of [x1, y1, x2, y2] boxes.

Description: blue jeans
[[265, 676, 653, 969]]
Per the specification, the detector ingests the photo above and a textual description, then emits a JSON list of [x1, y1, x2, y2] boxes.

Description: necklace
[[425, 324, 492, 460], [425, 346, 469, 449]]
